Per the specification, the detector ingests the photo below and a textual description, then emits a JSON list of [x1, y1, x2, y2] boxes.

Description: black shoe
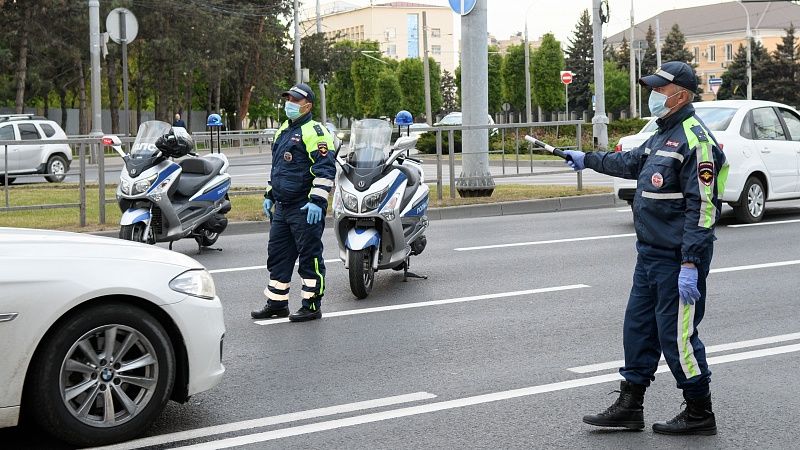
[[582, 381, 646, 430], [652, 393, 717, 436], [289, 305, 322, 322], [251, 305, 290, 319]]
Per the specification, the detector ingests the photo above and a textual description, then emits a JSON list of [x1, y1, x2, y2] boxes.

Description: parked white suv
[[613, 100, 800, 223], [0, 115, 72, 184]]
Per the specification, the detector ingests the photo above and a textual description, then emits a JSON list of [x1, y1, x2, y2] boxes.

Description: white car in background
[[613, 100, 800, 223], [0, 228, 225, 446], [0, 114, 73, 184], [612, 116, 657, 206]]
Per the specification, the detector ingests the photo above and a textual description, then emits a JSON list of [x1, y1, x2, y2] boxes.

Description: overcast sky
[[330, 0, 734, 43]]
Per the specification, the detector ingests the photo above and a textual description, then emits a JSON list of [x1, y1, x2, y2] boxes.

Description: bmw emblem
[[358, 181, 365, 188], [131, 169, 137, 175]]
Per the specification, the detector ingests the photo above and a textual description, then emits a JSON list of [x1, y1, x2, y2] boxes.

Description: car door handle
[[761, 148, 771, 153]]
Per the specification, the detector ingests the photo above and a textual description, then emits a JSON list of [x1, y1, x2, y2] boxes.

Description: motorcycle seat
[[176, 158, 224, 197]]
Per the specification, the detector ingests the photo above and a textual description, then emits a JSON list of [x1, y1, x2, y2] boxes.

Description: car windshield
[[131, 121, 171, 157], [346, 119, 392, 169], [695, 107, 737, 131], [640, 118, 659, 133], [438, 113, 462, 125]]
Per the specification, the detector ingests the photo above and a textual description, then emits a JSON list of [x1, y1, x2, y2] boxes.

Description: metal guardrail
[[2, 123, 585, 227]]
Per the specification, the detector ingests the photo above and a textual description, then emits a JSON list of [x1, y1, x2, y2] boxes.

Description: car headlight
[[169, 269, 216, 300], [342, 189, 358, 212], [362, 187, 388, 212], [133, 174, 158, 195], [120, 179, 132, 195]]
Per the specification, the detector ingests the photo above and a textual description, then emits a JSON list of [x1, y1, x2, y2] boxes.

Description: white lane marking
[[255, 285, 590, 326], [454, 234, 636, 251], [209, 259, 341, 274], [616, 208, 632, 212], [728, 218, 800, 228], [710, 259, 800, 274], [568, 331, 800, 373], [173, 343, 800, 449], [90, 392, 436, 450]]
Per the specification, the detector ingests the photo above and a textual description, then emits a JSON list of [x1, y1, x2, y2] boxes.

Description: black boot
[[251, 305, 290, 319], [289, 301, 322, 322], [652, 393, 716, 436], [583, 381, 646, 430]]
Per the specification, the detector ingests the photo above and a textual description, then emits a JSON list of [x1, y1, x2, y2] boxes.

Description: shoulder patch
[[313, 124, 325, 137], [698, 161, 714, 186], [317, 141, 329, 156], [691, 125, 708, 142]]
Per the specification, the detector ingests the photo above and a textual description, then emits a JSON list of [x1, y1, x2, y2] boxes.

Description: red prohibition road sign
[[560, 71, 573, 85]]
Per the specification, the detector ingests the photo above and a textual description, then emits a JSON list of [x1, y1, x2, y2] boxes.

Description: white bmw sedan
[[0, 228, 225, 446]]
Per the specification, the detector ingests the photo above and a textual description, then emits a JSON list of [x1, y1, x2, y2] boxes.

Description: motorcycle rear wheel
[[348, 249, 374, 299], [196, 228, 220, 247]]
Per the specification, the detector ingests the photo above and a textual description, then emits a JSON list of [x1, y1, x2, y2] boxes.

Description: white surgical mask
[[648, 89, 684, 118], [284, 101, 302, 120]]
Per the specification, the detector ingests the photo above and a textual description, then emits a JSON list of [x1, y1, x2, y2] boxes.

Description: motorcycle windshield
[[131, 121, 171, 158], [347, 119, 392, 169]]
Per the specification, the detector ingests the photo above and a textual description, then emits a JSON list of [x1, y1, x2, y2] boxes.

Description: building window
[[693, 47, 699, 63], [407, 13, 419, 58], [725, 43, 733, 61], [384, 27, 396, 41], [431, 27, 441, 38], [708, 45, 716, 62], [431, 45, 442, 55], [386, 44, 397, 56]]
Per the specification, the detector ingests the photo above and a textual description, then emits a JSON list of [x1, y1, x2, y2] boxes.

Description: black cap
[[282, 83, 315, 103], [639, 61, 698, 92]]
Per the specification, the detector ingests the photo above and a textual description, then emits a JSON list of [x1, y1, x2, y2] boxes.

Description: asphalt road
[[4, 201, 800, 449], [67, 153, 614, 188]]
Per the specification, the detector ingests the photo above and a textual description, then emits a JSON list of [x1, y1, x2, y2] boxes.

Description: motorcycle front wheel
[[119, 223, 154, 244], [348, 248, 374, 299]]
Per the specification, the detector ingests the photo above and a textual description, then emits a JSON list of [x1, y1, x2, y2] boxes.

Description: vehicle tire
[[25, 303, 176, 447], [733, 177, 766, 223], [119, 223, 154, 244], [196, 228, 219, 247], [0, 176, 15, 185], [348, 248, 374, 299], [44, 155, 68, 183]]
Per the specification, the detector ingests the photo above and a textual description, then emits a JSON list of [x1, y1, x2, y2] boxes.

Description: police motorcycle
[[102, 121, 232, 251], [332, 112, 429, 299]]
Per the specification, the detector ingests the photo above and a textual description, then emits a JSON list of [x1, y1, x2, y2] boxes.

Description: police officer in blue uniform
[[251, 83, 335, 322], [562, 62, 729, 435]]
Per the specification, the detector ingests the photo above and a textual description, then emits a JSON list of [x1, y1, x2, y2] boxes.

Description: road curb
[[90, 193, 617, 237]]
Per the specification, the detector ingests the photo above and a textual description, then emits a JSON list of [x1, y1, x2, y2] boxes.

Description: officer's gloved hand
[[678, 265, 701, 305], [301, 202, 323, 224], [263, 199, 273, 220], [562, 150, 586, 171]]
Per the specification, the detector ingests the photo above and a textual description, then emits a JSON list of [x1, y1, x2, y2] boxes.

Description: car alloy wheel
[[747, 183, 764, 219], [59, 324, 158, 428]]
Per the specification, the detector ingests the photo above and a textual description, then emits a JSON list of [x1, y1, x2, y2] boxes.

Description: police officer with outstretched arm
[[561, 62, 729, 435], [251, 83, 335, 323]]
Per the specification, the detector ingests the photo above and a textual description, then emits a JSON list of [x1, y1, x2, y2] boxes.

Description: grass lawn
[[0, 183, 611, 232]]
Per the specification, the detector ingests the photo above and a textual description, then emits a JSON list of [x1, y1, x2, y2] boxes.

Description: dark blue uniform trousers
[[620, 241, 712, 399], [265, 201, 326, 309]]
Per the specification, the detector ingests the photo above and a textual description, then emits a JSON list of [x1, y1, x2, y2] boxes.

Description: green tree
[[640, 25, 658, 77], [717, 39, 771, 100], [565, 9, 594, 113], [615, 36, 630, 71], [440, 70, 458, 114], [488, 46, 503, 113], [501, 44, 527, 112], [762, 25, 800, 106], [596, 61, 630, 113], [397, 58, 425, 117], [427, 56, 443, 118], [531, 33, 565, 113], [328, 40, 369, 120], [375, 69, 402, 118], [661, 24, 694, 65]]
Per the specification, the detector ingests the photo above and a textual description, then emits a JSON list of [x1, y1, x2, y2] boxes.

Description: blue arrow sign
[[709, 77, 723, 85], [448, 0, 477, 15]]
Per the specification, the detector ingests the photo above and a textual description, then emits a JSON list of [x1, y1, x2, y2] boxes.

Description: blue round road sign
[[448, 0, 477, 15]]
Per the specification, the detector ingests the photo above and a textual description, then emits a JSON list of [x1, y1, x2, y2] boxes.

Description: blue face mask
[[648, 89, 683, 118], [284, 101, 302, 120]]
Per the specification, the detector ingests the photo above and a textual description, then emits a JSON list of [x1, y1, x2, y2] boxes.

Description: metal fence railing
[[2, 123, 586, 227]]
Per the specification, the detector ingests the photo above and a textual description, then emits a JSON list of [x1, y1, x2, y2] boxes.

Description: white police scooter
[[332, 113, 429, 299], [103, 120, 231, 251]]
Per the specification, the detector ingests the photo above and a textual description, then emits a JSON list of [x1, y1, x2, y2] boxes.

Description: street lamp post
[[635, 42, 644, 116], [524, 3, 535, 123], [736, 1, 752, 100]]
